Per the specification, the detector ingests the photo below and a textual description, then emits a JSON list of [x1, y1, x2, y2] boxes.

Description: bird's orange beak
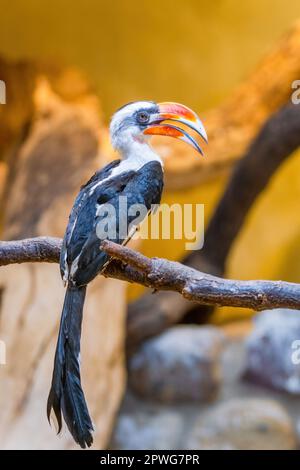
[[143, 102, 207, 155]]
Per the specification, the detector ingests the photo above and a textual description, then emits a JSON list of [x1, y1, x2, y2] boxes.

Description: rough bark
[[0, 237, 61, 266], [1, 237, 300, 313]]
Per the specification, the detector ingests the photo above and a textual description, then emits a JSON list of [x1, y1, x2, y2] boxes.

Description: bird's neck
[[120, 139, 163, 167]]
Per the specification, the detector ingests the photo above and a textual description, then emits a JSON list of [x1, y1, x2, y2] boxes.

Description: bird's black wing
[[63, 159, 121, 249], [60, 160, 164, 287], [60, 159, 121, 280]]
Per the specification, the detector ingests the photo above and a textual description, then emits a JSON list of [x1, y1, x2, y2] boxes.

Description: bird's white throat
[[123, 138, 162, 162], [89, 140, 163, 198], [117, 139, 163, 173]]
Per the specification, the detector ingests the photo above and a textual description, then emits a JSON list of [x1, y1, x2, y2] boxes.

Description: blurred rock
[[128, 326, 226, 403], [244, 309, 300, 394], [111, 410, 183, 450], [185, 398, 296, 450]]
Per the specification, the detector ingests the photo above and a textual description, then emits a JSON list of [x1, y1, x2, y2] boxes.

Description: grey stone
[[128, 325, 226, 403], [244, 309, 300, 393], [110, 410, 184, 450], [185, 398, 296, 450]]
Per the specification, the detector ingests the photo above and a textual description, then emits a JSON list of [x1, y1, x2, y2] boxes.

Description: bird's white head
[[110, 100, 207, 158]]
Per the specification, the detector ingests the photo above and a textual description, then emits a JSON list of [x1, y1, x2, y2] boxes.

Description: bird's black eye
[[137, 111, 150, 124]]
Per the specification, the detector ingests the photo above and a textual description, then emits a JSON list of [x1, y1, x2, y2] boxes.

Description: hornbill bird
[[47, 101, 207, 448]]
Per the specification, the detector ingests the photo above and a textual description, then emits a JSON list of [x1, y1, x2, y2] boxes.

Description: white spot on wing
[[70, 255, 80, 278]]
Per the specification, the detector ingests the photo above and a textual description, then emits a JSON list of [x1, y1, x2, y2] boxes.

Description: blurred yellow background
[[1, 0, 300, 321], [1, 0, 300, 116]]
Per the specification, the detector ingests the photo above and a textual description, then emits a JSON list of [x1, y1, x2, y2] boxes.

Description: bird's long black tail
[[47, 285, 93, 448]]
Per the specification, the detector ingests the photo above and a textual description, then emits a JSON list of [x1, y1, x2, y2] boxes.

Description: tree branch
[[0, 237, 62, 265], [1, 236, 300, 313]]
